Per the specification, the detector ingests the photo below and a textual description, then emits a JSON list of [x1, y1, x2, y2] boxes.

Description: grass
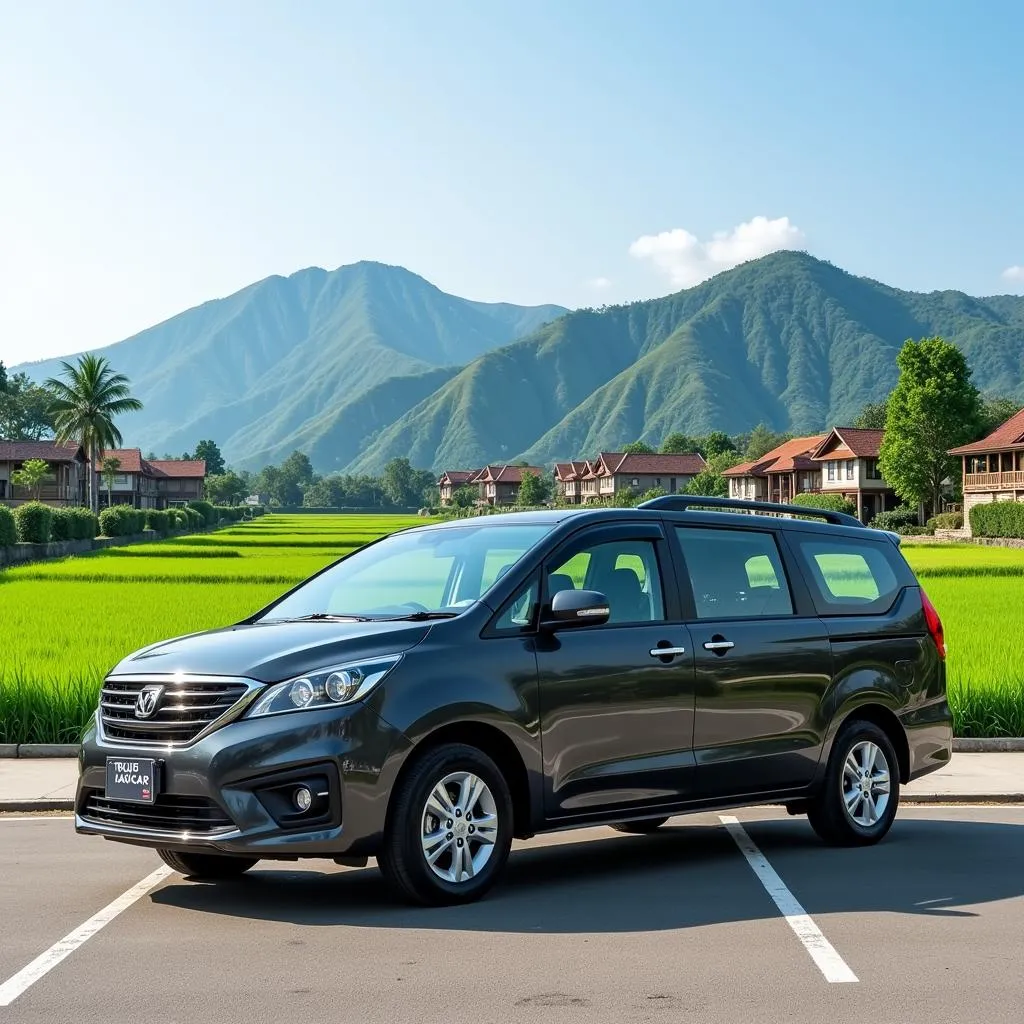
[[1, 516, 1023, 742]]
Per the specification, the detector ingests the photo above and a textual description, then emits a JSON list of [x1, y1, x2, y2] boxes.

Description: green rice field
[[0, 517, 1022, 742]]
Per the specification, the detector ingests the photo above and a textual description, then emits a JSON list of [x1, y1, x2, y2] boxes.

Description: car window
[[794, 536, 900, 614], [675, 526, 794, 619], [548, 539, 665, 624], [492, 577, 540, 633]]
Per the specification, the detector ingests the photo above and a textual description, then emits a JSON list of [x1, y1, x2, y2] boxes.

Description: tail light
[[920, 588, 945, 659]]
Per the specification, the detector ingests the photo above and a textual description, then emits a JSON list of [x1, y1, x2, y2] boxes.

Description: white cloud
[[628, 215, 806, 288], [586, 276, 612, 290], [1002, 266, 1024, 283]]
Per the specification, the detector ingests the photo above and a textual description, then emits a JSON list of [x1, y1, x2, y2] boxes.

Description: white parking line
[[0, 866, 172, 1007], [719, 815, 858, 984]]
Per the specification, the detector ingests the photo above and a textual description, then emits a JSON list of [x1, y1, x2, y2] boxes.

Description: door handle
[[649, 646, 687, 658], [703, 640, 734, 651]]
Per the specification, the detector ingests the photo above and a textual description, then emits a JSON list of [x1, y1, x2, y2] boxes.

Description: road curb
[[14, 744, 81, 758], [0, 800, 75, 813], [901, 794, 1024, 804], [952, 738, 1024, 752]]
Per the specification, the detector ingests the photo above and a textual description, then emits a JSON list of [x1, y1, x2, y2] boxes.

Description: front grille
[[81, 791, 236, 834], [100, 677, 250, 744]]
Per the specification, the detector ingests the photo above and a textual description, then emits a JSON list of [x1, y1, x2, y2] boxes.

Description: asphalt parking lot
[[1, 805, 1021, 1024]]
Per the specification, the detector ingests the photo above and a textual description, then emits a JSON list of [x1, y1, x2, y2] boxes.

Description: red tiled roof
[[148, 460, 206, 478], [613, 452, 706, 476], [438, 470, 475, 485], [491, 465, 544, 484], [722, 435, 827, 477], [95, 450, 206, 477], [949, 408, 1024, 455], [554, 461, 589, 481], [811, 428, 885, 460], [95, 448, 144, 473], [0, 440, 84, 462]]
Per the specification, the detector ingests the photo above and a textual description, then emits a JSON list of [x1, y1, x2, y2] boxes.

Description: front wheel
[[807, 720, 900, 846], [157, 848, 259, 879], [378, 743, 514, 906]]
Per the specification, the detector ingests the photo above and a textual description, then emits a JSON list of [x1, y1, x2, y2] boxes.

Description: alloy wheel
[[841, 739, 891, 827], [420, 771, 499, 884]]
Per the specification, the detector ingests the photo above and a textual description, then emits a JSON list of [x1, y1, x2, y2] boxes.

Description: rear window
[[794, 536, 901, 615]]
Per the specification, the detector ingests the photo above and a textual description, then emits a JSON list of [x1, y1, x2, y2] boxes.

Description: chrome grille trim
[[97, 674, 263, 748], [80, 792, 237, 836]]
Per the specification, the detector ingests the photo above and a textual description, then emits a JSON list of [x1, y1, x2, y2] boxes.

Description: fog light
[[293, 786, 312, 812]]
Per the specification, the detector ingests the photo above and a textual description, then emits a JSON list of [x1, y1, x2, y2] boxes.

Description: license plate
[[105, 757, 157, 804]]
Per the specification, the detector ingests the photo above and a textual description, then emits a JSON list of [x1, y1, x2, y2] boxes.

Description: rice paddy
[[0, 517, 1021, 742]]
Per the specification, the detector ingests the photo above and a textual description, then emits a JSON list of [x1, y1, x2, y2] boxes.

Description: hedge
[[99, 505, 145, 537], [791, 493, 857, 516], [0, 505, 16, 547], [927, 511, 964, 531], [14, 502, 53, 544], [969, 500, 1024, 539], [49, 507, 75, 542], [187, 500, 216, 526], [212, 504, 245, 523], [69, 507, 99, 539], [145, 509, 172, 534], [870, 505, 919, 532]]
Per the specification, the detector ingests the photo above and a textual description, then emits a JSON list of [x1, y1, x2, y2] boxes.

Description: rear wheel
[[807, 720, 900, 846], [157, 849, 258, 879], [611, 817, 670, 834], [378, 743, 513, 906]]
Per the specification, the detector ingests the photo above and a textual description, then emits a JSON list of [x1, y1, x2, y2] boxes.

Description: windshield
[[255, 522, 555, 621]]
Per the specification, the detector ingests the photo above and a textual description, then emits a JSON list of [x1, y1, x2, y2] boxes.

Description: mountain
[[11, 262, 567, 471], [348, 251, 1024, 474]]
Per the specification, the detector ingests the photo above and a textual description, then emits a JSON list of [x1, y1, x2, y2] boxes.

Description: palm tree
[[45, 355, 143, 513]]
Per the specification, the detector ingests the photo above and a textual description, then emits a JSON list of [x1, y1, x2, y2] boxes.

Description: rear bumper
[[74, 701, 411, 859], [900, 696, 954, 782]]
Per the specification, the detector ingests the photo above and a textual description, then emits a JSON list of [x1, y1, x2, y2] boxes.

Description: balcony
[[964, 471, 1024, 491]]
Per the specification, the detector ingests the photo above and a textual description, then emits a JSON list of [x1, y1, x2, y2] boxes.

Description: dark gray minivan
[[75, 496, 953, 905]]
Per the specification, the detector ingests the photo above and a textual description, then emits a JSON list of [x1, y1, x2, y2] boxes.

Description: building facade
[[949, 408, 1024, 533], [0, 441, 89, 507], [557, 452, 706, 504], [95, 450, 206, 509]]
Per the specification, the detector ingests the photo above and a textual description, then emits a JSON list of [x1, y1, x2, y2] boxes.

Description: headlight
[[246, 655, 402, 718]]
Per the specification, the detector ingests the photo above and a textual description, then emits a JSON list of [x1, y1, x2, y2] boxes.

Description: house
[[949, 408, 1024, 532], [553, 461, 591, 505], [476, 465, 546, 506], [0, 440, 89, 507], [95, 450, 207, 509], [723, 435, 826, 505], [437, 470, 476, 506], [580, 451, 706, 502], [808, 428, 899, 523]]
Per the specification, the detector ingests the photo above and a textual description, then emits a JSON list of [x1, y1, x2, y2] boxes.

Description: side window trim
[[482, 568, 542, 637]]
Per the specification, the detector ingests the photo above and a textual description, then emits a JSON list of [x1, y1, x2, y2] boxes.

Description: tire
[[157, 848, 259, 880], [807, 719, 900, 846], [611, 817, 670, 834], [378, 743, 514, 906]]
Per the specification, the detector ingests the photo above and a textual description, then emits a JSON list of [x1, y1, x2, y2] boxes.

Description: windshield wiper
[[381, 611, 459, 621], [267, 613, 378, 622]]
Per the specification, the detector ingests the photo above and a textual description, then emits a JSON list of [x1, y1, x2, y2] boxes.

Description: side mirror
[[541, 589, 610, 630]]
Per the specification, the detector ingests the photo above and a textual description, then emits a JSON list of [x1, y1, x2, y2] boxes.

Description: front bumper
[[75, 700, 410, 859]]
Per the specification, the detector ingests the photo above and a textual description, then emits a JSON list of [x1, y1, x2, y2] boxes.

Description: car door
[[534, 522, 697, 819], [669, 522, 834, 798]]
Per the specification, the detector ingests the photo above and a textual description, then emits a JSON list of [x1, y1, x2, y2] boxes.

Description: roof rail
[[636, 493, 865, 529]]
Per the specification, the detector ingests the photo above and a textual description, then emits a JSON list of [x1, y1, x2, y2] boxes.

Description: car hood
[[107, 619, 433, 683]]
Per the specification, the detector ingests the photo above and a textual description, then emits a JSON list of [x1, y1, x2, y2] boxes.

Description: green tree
[[700, 430, 736, 459], [101, 456, 121, 507], [744, 424, 791, 461], [192, 439, 225, 476], [382, 457, 416, 506], [853, 399, 890, 430], [622, 440, 655, 455], [660, 432, 700, 454], [45, 355, 142, 513], [205, 471, 247, 505], [517, 469, 551, 506], [11, 458, 50, 500], [451, 484, 477, 508], [879, 337, 982, 517], [979, 396, 1023, 437], [683, 451, 735, 498], [0, 365, 55, 440]]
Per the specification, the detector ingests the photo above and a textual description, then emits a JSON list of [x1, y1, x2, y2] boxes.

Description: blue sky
[[3, 0, 1023, 364]]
